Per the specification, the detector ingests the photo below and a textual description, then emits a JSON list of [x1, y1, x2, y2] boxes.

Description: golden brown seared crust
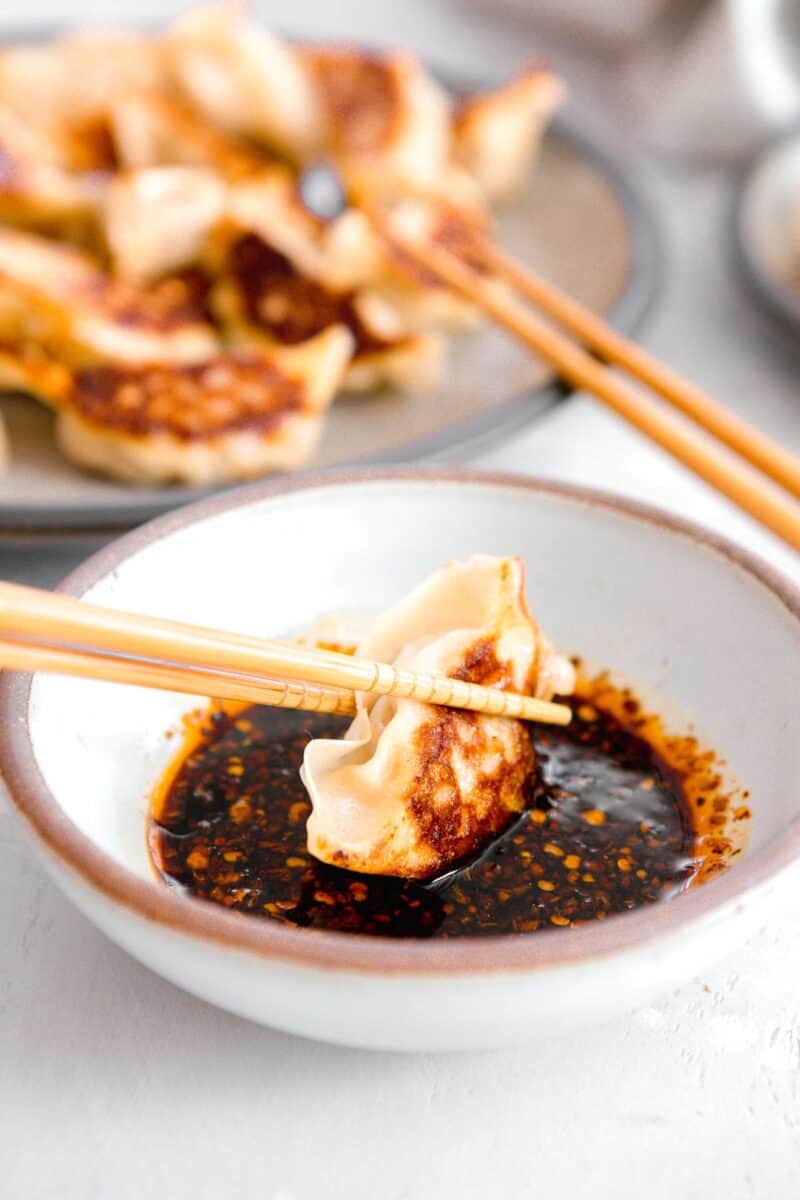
[[57, 115, 119, 173], [407, 709, 534, 876], [0, 228, 216, 341], [400, 629, 537, 876], [54, 325, 353, 485], [137, 268, 214, 327], [450, 637, 511, 688], [310, 703, 534, 881], [326, 631, 534, 879], [300, 46, 401, 155], [224, 233, 397, 353], [67, 354, 304, 441], [81, 271, 210, 335]]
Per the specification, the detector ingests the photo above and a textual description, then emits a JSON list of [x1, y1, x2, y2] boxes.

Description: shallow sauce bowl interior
[[3, 469, 800, 1052]]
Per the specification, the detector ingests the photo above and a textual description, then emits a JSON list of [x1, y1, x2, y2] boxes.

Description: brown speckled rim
[[2, 466, 800, 975]]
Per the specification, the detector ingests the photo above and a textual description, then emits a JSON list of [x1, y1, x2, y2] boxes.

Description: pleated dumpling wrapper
[[302, 556, 575, 879]]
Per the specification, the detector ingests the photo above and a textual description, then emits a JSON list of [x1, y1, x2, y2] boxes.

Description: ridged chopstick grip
[[0, 584, 571, 726], [0, 638, 357, 715]]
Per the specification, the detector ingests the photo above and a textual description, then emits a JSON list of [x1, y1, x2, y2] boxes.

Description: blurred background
[[3, 10, 800, 1197]]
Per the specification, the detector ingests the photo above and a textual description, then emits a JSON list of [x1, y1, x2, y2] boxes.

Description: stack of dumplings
[[0, 3, 563, 485]]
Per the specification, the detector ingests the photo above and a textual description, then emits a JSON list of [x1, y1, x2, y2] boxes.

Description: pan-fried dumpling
[[299, 45, 452, 199], [0, 107, 102, 241], [104, 166, 226, 284], [212, 231, 444, 393], [221, 175, 478, 337], [166, 3, 322, 160], [302, 556, 575, 878], [0, 228, 217, 366], [110, 108, 381, 290], [104, 154, 380, 295], [336, 330, 444, 395], [0, 30, 163, 132], [0, 326, 353, 485], [109, 87, 265, 179], [367, 196, 497, 333], [0, 343, 71, 400], [453, 65, 564, 202], [223, 173, 382, 292]]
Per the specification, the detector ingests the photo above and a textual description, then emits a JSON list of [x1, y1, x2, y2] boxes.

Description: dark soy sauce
[[150, 684, 736, 938]]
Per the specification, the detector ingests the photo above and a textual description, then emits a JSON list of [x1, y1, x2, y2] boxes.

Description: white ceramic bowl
[[3, 469, 800, 1052]]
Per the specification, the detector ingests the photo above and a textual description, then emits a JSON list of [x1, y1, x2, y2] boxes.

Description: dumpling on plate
[[0, 29, 163, 133], [222, 174, 480, 338], [298, 45, 452, 199], [223, 172, 383, 293], [0, 29, 163, 182], [367, 195, 498, 333], [0, 107, 102, 241], [336, 329, 444, 395], [0, 343, 72, 400], [453, 64, 564, 202], [211, 229, 444, 394], [0, 228, 218, 366], [0, 326, 353, 485], [302, 555, 575, 879], [109, 87, 265, 179], [165, 3, 323, 160], [103, 166, 227, 284]]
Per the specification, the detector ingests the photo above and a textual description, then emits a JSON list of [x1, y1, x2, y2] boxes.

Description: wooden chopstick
[[0, 637, 358, 715], [482, 241, 800, 502], [381, 223, 800, 553], [0, 583, 572, 726]]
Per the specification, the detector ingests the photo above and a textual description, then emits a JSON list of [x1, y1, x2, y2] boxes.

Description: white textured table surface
[[2, 4, 800, 1198]]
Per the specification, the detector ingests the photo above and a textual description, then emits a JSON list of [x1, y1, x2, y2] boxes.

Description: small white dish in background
[[732, 128, 800, 333], [2, 468, 800, 1052]]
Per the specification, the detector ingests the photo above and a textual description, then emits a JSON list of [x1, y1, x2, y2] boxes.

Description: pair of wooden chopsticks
[[0, 582, 571, 725], [377, 214, 800, 553]]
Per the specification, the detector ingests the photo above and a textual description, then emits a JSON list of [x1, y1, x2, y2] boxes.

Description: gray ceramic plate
[[0, 111, 661, 536]]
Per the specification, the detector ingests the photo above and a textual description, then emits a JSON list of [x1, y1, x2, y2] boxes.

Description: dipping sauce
[[149, 676, 744, 938]]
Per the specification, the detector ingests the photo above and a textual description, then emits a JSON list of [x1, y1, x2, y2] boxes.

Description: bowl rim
[[2, 465, 800, 975]]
